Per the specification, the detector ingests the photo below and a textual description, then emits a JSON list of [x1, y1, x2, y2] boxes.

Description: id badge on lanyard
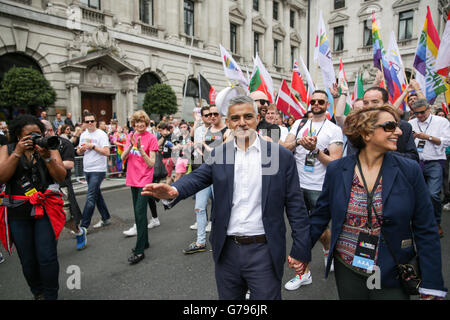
[[304, 151, 316, 172], [417, 140, 426, 153], [352, 232, 379, 271]]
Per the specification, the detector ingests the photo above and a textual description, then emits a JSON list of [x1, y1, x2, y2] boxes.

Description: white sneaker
[[245, 290, 250, 300], [93, 219, 111, 228], [444, 203, 450, 211], [123, 224, 137, 237], [148, 218, 160, 229], [284, 272, 312, 291], [190, 222, 198, 230], [323, 249, 334, 272], [205, 221, 211, 233]]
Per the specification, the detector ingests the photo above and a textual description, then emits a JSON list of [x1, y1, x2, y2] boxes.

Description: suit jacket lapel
[[381, 153, 399, 207]]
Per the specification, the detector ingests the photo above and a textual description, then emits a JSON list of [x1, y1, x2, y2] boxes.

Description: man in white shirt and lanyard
[[284, 90, 344, 290], [409, 99, 450, 237]]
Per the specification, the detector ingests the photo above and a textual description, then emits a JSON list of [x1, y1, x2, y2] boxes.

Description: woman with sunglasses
[[308, 105, 446, 300]]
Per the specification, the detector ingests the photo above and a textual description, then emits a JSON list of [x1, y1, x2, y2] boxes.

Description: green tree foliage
[[0, 66, 56, 116], [142, 83, 178, 118]]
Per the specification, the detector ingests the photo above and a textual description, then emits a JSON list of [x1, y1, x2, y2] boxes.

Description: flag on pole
[[276, 80, 306, 120], [249, 54, 274, 103], [413, 6, 448, 103], [351, 73, 364, 104], [372, 12, 395, 96], [386, 31, 407, 110], [219, 44, 249, 91], [198, 73, 216, 104], [441, 102, 448, 117], [435, 10, 450, 77], [292, 60, 308, 104], [338, 59, 353, 115], [314, 11, 336, 89]]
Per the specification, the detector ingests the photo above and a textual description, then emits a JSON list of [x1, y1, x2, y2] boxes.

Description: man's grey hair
[[41, 119, 52, 131], [411, 99, 429, 110], [227, 95, 258, 116]]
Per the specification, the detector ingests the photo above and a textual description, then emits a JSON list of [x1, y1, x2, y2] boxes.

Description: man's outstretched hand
[[141, 183, 179, 199]]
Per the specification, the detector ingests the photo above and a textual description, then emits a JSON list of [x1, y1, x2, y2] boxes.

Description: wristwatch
[[43, 157, 53, 163], [428, 136, 433, 141]]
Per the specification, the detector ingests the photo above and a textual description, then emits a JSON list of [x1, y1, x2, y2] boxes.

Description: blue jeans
[[195, 185, 213, 245], [302, 188, 322, 214], [422, 161, 444, 224], [9, 215, 59, 300], [81, 171, 111, 228]]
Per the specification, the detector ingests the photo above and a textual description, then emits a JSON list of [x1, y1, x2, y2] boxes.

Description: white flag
[[314, 11, 336, 88], [219, 44, 249, 90], [435, 11, 450, 77]]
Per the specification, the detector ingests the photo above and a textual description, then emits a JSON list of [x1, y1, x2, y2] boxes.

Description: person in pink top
[[121, 111, 158, 264]]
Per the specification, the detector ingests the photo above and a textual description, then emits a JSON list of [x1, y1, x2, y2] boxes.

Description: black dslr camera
[[30, 132, 60, 150]]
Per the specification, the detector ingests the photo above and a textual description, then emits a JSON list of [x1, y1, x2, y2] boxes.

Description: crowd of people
[[0, 76, 450, 301]]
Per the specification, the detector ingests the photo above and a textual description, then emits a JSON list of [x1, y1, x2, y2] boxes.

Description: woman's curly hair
[[343, 105, 399, 150], [8, 114, 45, 143]]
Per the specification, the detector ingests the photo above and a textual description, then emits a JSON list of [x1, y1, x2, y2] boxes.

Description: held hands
[[297, 136, 317, 151], [141, 183, 179, 200], [288, 256, 308, 276]]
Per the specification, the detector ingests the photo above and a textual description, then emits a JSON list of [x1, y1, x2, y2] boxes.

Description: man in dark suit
[[142, 95, 311, 300]]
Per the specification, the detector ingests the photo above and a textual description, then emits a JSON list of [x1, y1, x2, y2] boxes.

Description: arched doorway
[[0, 52, 43, 83], [137, 72, 161, 108]]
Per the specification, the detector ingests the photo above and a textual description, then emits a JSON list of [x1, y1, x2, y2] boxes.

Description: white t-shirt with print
[[290, 119, 343, 191], [79, 129, 110, 172]]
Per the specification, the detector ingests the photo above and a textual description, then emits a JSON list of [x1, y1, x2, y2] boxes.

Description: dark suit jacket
[[309, 152, 446, 291], [171, 138, 311, 280]]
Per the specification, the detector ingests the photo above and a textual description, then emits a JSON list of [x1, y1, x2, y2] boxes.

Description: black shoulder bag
[[356, 157, 421, 295]]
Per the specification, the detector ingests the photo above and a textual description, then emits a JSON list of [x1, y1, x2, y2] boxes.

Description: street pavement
[[1, 184, 450, 300]]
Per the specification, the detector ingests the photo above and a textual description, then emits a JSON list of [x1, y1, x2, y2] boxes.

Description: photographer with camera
[[0, 115, 66, 300]]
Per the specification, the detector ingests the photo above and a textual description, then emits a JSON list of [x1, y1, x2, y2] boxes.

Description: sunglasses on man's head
[[374, 121, 399, 132], [310, 99, 326, 106], [255, 99, 270, 106]]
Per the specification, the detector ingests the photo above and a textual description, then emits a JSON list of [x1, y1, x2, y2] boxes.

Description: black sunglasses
[[255, 99, 270, 106], [209, 112, 220, 117], [374, 121, 399, 132], [413, 108, 429, 116], [202, 113, 211, 117], [310, 99, 326, 106], [84, 120, 95, 123]]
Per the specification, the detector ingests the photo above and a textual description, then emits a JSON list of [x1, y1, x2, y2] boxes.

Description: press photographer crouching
[[0, 115, 66, 300]]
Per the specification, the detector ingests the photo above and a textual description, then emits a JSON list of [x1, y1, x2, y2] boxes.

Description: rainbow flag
[[413, 6, 447, 103], [372, 12, 395, 96]]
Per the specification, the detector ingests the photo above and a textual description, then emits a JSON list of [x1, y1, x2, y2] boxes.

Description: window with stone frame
[[253, 0, 259, 11], [398, 10, 413, 41], [184, 0, 194, 36], [273, 1, 279, 20], [254, 32, 260, 57], [363, 19, 372, 47], [334, 0, 345, 10], [230, 23, 238, 54], [139, 0, 153, 25], [334, 26, 344, 51], [274, 40, 280, 65], [81, 0, 101, 10], [290, 10, 295, 28]]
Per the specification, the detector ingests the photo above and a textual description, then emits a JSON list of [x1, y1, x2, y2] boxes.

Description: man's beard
[[311, 108, 326, 115]]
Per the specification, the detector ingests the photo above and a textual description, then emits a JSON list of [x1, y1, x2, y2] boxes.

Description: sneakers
[[323, 249, 334, 272], [76, 227, 87, 251], [183, 242, 207, 254], [190, 222, 198, 230], [148, 218, 160, 229], [123, 224, 137, 237], [93, 219, 111, 228], [205, 221, 212, 232], [284, 271, 312, 290], [443, 203, 450, 211]]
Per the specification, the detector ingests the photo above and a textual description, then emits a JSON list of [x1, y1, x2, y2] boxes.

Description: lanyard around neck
[[417, 115, 432, 133], [356, 156, 383, 230], [309, 119, 326, 137]]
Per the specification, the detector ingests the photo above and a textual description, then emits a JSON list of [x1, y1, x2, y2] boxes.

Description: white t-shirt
[[279, 125, 289, 142], [79, 129, 110, 172], [290, 119, 343, 191]]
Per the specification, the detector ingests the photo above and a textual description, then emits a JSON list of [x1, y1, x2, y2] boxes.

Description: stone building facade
[[0, 0, 448, 124]]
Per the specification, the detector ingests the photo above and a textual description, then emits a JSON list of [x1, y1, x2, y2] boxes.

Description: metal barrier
[[72, 146, 125, 183]]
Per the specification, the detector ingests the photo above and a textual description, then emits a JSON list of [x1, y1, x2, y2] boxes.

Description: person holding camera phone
[[0, 115, 66, 300]]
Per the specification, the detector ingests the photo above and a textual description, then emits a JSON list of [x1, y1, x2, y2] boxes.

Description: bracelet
[[12, 152, 21, 159]]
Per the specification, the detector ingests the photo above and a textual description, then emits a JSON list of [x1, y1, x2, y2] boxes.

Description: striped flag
[[314, 11, 336, 90], [219, 44, 249, 91], [276, 80, 306, 120], [413, 6, 447, 103], [338, 59, 352, 115], [292, 60, 308, 104], [386, 31, 407, 110], [352, 73, 364, 104], [435, 10, 450, 77]]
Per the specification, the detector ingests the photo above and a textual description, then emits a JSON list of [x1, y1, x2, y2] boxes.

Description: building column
[[205, 0, 219, 51], [283, 4, 291, 71], [67, 84, 81, 123], [166, 0, 180, 41], [264, 0, 273, 67]]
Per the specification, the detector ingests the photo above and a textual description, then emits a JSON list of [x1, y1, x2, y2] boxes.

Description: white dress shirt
[[227, 136, 265, 236], [409, 115, 450, 161]]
